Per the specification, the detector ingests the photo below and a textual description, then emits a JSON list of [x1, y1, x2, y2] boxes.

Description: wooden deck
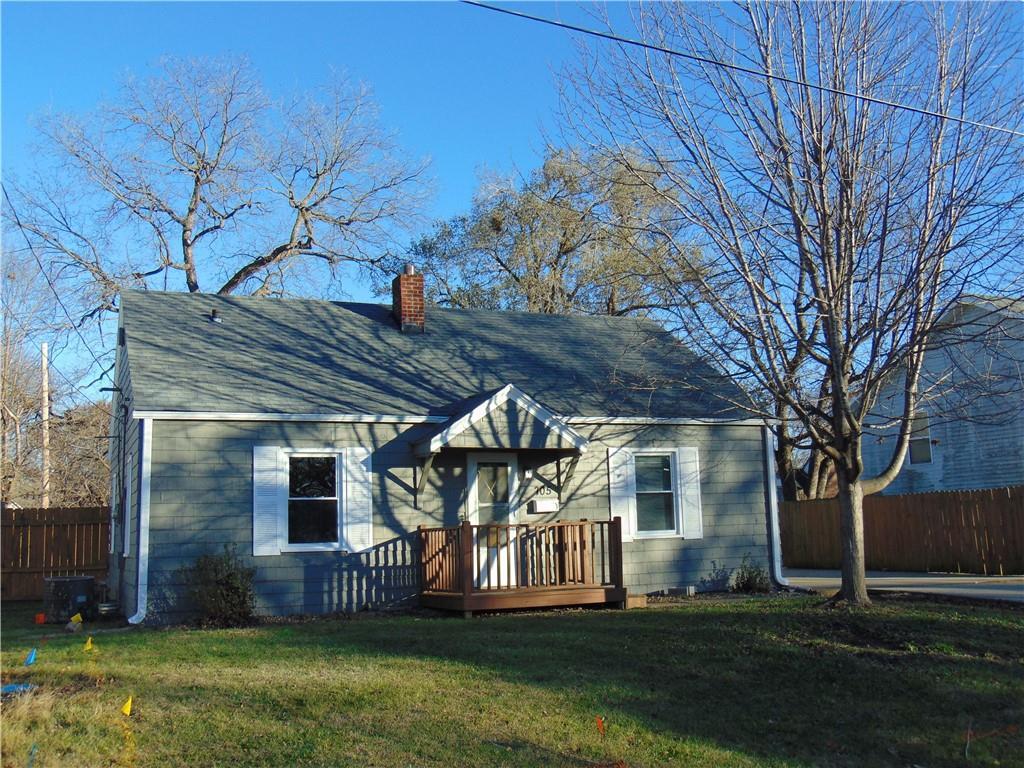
[[418, 518, 627, 614]]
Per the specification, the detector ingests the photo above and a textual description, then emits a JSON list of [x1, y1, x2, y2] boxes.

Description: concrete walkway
[[783, 569, 1024, 603]]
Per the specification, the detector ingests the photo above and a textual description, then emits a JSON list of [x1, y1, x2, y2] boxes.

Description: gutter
[[763, 425, 789, 587], [127, 418, 152, 624]]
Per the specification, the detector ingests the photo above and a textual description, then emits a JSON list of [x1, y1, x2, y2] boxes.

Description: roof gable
[[413, 385, 589, 456]]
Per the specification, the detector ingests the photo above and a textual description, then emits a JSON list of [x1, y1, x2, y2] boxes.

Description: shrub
[[181, 546, 256, 627], [731, 554, 772, 594], [698, 560, 732, 592]]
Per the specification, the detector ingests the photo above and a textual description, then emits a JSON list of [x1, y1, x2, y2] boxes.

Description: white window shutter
[[676, 447, 703, 539], [607, 446, 636, 542], [252, 446, 284, 556], [344, 447, 374, 553]]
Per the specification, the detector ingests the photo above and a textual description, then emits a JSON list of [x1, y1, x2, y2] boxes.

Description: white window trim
[[907, 415, 933, 465], [631, 448, 684, 539], [280, 448, 348, 553]]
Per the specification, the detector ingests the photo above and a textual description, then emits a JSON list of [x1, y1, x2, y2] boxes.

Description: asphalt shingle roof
[[120, 290, 753, 419]]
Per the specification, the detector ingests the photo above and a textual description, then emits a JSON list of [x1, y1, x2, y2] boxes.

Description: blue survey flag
[[24, 648, 37, 666]]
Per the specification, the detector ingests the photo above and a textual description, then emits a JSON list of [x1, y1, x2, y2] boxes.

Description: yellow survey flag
[[70, 613, 83, 624], [84, 636, 94, 652], [121, 696, 132, 717]]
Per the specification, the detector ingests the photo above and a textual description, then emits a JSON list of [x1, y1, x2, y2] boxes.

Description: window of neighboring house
[[634, 453, 678, 535], [909, 413, 932, 465], [287, 455, 340, 545]]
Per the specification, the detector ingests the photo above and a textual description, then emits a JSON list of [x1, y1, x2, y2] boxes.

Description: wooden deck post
[[609, 516, 625, 595], [459, 519, 474, 600], [416, 525, 427, 592]]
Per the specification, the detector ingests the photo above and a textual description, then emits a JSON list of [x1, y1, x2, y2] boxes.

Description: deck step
[[625, 593, 648, 609]]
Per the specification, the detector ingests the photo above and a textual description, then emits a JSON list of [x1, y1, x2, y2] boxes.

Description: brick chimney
[[392, 263, 425, 333]]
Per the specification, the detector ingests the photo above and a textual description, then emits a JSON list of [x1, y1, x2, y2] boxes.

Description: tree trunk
[[836, 472, 870, 605]]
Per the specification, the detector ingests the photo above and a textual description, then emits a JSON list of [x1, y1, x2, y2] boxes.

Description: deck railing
[[418, 518, 624, 602]]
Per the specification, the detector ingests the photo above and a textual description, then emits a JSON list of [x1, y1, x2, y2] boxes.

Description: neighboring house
[[108, 267, 784, 623], [862, 298, 1024, 495]]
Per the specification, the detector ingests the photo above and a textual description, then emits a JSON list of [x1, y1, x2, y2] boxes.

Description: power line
[[2, 183, 114, 380], [47, 360, 112, 415], [3, 311, 111, 416], [462, 0, 1024, 139]]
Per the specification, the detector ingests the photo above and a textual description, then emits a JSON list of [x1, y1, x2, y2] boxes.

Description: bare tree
[[47, 402, 110, 507], [565, 1, 1024, 603], [4, 57, 430, 341], [1, 250, 62, 505], [394, 148, 686, 315]]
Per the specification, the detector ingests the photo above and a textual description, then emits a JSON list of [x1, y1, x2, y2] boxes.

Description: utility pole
[[41, 342, 49, 508]]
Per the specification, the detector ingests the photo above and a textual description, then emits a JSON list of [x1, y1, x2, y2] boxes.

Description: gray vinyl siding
[[861, 306, 1024, 494], [107, 330, 140, 615], [553, 423, 769, 595], [142, 418, 770, 622]]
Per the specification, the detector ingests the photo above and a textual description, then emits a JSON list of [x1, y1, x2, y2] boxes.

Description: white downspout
[[763, 425, 789, 587], [128, 418, 152, 624]]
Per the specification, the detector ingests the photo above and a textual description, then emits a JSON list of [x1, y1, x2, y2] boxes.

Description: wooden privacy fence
[[1, 506, 110, 601], [780, 486, 1024, 575]]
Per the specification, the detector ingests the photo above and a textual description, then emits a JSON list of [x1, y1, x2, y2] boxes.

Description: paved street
[[784, 569, 1024, 603]]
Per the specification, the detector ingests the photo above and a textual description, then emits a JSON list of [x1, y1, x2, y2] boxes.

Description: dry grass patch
[[2, 596, 1022, 767]]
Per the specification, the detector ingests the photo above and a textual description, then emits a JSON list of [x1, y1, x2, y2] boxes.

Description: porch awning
[[412, 384, 590, 457]]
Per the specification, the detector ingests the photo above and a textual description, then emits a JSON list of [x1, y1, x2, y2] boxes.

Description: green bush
[[731, 554, 772, 594], [181, 546, 256, 627]]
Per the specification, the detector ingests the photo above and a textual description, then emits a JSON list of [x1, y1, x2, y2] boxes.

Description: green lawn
[[1, 595, 1022, 767]]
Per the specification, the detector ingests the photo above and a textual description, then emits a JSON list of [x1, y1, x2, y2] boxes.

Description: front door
[[467, 453, 518, 588]]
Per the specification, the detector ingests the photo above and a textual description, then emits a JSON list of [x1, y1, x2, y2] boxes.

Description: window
[[634, 453, 677, 535], [908, 414, 932, 465], [287, 455, 339, 545], [253, 446, 373, 557]]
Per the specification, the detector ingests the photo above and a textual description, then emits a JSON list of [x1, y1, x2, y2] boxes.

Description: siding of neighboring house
[[139, 418, 769, 623], [862, 305, 1024, 495]]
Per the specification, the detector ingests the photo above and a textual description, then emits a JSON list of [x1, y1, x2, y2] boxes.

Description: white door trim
[[466, 452, 519, 588]]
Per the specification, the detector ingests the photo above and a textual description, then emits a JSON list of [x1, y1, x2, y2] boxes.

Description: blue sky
[[2, 2, 603, 235], [2, 1, 622, 395]]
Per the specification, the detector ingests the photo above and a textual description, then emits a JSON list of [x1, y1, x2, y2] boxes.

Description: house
[[862, 297, 1024, 495], [108, 266, 784, 623]]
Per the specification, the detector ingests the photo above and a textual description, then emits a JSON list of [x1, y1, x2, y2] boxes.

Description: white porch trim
[[127, 417, 153, 625], [132, 410, 449, 424], [419, 384, 590, 456]]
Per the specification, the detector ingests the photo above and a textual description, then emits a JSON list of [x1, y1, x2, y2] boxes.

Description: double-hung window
[[252, 445, 374, 557], [908, 413, 932, 465], [608, 446, 703, 541], [286, 454, 341, 547], [634, 453, 677, 535]]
